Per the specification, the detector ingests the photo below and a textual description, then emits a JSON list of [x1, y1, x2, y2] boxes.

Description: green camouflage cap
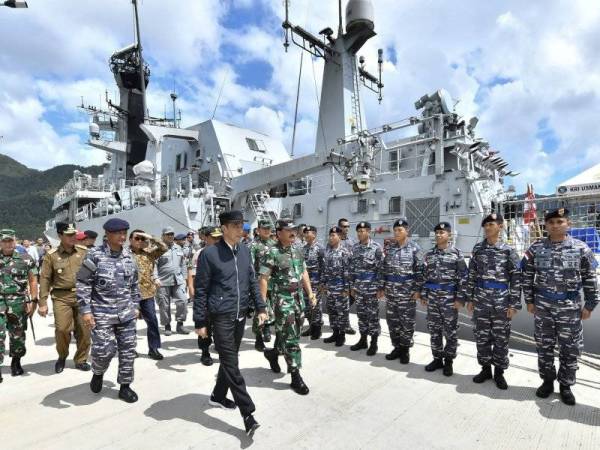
[[258, 220, 273, 229], [0, 229, 16, 241]]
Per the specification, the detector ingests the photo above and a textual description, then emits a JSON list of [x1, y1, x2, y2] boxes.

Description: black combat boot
[[164, 324, 172, 336], [559, 384, 576, 406], [290, 369, 309, 395], [536, 378, 555, 398], [443, 358, 453, 377], [90, 373, 103, 393], [262, 326, 271, 343], [254, 334, 265, 352], [425, 358, 444, 372], [335, 331, 346, 347], [366, 336, 378, 356], [345, 325, 357, 335], [176, 321, 190, 335], [494, 367, 508, 390], [11, 357, 24, 376], [55, 357, 66, 374], [264, 348, 281, 373], [323, 329, 339, 344], [385, 347, 402, 360], [350, 334, 368, 351], [310, 325, 322, 340], [398, 346, 410, 364], [200, 349, 213, 366], [119, 384, 138, 403], [473, 365, 493, 383]]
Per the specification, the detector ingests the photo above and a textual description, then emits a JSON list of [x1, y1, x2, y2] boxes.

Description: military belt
[[356, 272, 377, 281], [477, 280, 509, 290], [535, 288, 579, 301], [385, 274, 414, 283], [424, 282, 457, 292]]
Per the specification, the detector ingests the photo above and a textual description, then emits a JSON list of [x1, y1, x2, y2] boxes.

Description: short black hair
[[129, 229, 145, 239], [338, 218, 349, 226]]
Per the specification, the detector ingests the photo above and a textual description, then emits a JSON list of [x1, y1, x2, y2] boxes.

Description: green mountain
[[0, 154, 105, 239]]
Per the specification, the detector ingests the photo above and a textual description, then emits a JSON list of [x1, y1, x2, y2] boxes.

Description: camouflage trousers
[[326, 292, 349, 331], [304, 292, 323, 327], [0, 296, 27, 365], [534, 299, 582, 386], [472, 302, 511, 369], [274, 293, 304, 372], [252, 292, 274, 336], [91, 319, 137, 384], [386, 295, 416, 348], [355, 292, 381, 337], [426, 294, 458, 359]]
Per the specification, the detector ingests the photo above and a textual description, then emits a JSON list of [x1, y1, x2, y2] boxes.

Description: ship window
[[357, 198, 368, 214], [246, 138, 266, 153], [196, 149, 201, 158], [176, 154, 182, 171], [389, 150, 399, 171], [293, 203, 303, 218], [389, 196, 402, 213], [183, 153, 188, 169]]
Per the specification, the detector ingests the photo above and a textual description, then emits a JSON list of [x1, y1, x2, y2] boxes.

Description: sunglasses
[[134, 236, 147, 242]]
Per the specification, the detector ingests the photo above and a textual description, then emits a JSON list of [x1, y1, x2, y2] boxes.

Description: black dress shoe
[[209, 393, 237, 410], [148, 349, 164, 360], [55, 358, 66, 374], [11, 357, 24, 376], [200, 352, 214, 366], [90, 373, 103, 393], [244, 414, 260, 437], [75, 362, 91, 371], [119, 384, 138, 403]]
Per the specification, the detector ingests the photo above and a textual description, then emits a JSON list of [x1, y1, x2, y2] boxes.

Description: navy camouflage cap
[[329, 226, 343, 234], [356, 221, 371, 230], [304, 225, 317, 233], [174, 233, 187, 240], [481, 213, 504, 227], [84, 230, 98, 239], [434, 221, 452, 232], [544, 208, 569, 221], [393, 218, 409, 228], [0, 229, 16, 241]]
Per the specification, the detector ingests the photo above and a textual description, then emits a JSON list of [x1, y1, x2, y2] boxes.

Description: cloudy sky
[[0, 0, 598, 194]]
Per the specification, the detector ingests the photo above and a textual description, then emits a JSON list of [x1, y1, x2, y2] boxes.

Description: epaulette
[[48, 247, 58, 255], [75, 244, 88, 251]]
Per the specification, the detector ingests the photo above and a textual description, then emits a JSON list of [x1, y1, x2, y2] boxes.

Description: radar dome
[[345, 0, 374, 33]]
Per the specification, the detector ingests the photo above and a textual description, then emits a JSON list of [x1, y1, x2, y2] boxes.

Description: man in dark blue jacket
[[194, 210, 267, 437]]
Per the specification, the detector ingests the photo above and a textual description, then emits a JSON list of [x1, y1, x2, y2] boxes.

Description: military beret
[[276, 219, 296, 230], [434, 222, 452, 232], [174, 233, 187, 240], [103, 218, 130, 232], [329, 226, 343, 234], [393, 218, 409, 228], [544, 208, 569, 221], [481, 213, 504, 227], [76, 231, 86, 240], [56, 222, 77, 235], [304, 225, 317, 233], [0, 229, 16, 241], [356, 221, 371, 230], [162, 226, 175, 235], [243, 223, 251, 232], [209, 227, 223, 238], [84, 230, 98, 239], [258, 220, 273, 229], [219, 210, 244, 225]]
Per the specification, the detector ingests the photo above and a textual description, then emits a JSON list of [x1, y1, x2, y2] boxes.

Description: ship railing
[[501, 194, 600, 255]]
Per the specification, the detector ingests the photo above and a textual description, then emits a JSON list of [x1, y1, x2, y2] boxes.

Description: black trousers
[[197, 317, 212, 351], [211, 313, 255, 417], [139, 297, 161, 352]]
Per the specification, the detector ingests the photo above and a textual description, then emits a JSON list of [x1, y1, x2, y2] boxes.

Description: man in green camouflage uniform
[[0, 229, 38, 382], [249, 220, 276, 351], [259, 219, 317, 395]]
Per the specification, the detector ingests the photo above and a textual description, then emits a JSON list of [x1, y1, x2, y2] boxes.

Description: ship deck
[[3, 306, 600, 449]]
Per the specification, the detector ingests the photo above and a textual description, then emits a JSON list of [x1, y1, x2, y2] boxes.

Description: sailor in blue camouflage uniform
[[466, 213, 522, 390], [522, 208, 598, 405], [77, 218, 142, 403], [301, 225, 325, 340], [377, 218, 424, 364], [322, 226, 352, 347], [349, 221, 383, 356], [338, 218, 357, 335], [420, 222, 467, 376]]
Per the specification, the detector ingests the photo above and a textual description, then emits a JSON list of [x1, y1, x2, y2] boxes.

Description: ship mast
[[132, 0, 147, 122]]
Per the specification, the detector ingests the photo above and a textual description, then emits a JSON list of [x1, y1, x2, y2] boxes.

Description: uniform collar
[[58, 243, 76, 254]]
